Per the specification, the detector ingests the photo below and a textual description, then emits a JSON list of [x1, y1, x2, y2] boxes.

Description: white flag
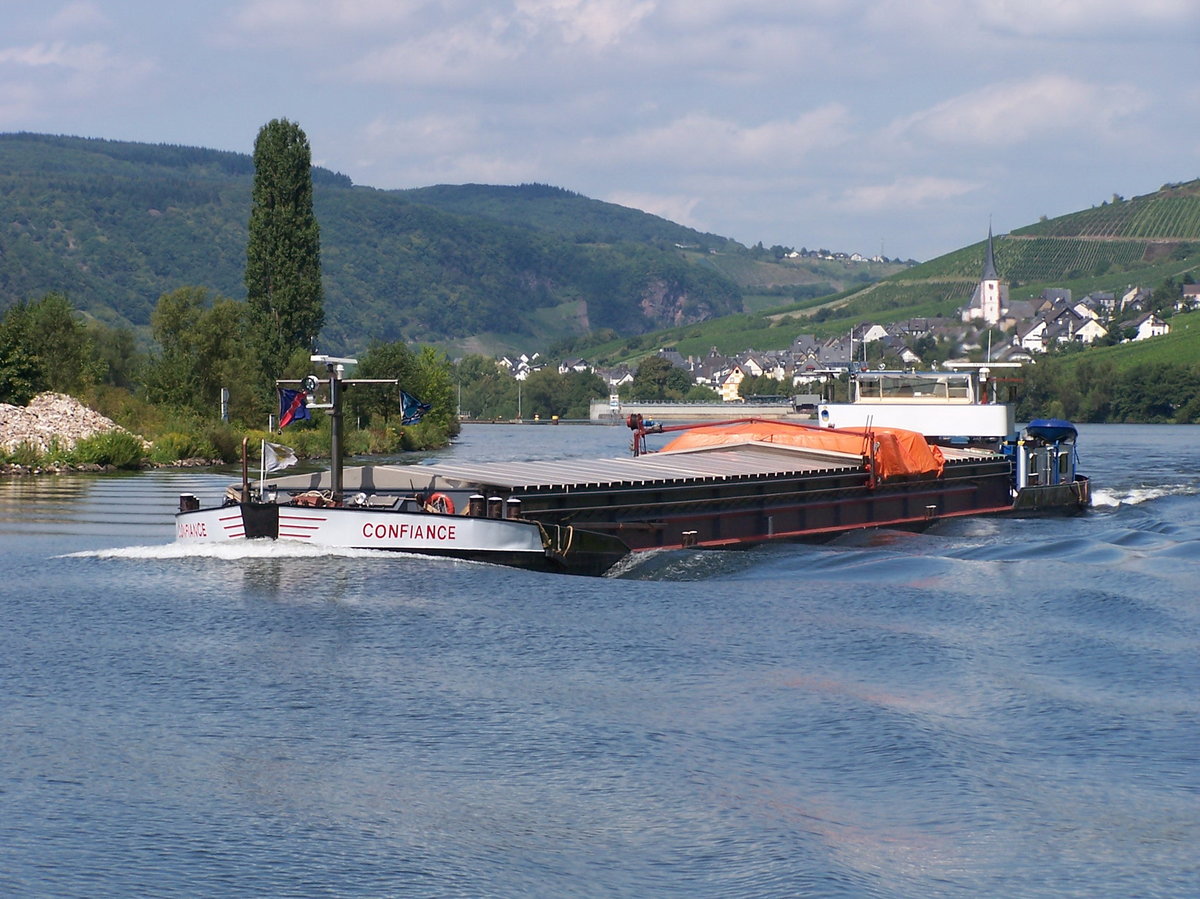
[[263, 441, 298, 473]]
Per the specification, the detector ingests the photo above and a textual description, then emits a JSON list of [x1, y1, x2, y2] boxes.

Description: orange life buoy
[[426, 492, 455, 515]]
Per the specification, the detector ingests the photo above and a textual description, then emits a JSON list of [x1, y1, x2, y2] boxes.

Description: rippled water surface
[[1, 423, 1197, 897]]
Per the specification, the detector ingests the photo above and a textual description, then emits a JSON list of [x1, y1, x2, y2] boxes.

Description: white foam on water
[[64, 540, 389, 562], [1091, 485, 1186, 508]]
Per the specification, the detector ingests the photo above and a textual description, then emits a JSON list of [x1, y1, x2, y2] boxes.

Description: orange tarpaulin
[[658, 419, 945, 480]]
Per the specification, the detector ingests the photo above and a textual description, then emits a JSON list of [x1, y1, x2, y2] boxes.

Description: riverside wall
[[588, 398, 818, 422]]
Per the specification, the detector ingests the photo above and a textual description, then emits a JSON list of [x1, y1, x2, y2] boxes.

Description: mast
[[329, 361, 344, 498], [306, 355, 404, 502], [311, 354, 358, 500]]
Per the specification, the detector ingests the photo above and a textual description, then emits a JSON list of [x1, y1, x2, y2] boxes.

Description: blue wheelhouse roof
[[1026, 418, 1078, 442]]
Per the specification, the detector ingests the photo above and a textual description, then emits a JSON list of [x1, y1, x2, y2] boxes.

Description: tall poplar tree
[[245, 118, 324, 380]]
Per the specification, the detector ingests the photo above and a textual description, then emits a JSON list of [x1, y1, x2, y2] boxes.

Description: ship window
[[1058, 451, 1071, 476], [1028, 453, 1039, 474], [853, 372, 976, 402]]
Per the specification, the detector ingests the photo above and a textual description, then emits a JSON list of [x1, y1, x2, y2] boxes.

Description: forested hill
[[396, 183, 735, 249], [0, 133, 744, 354]]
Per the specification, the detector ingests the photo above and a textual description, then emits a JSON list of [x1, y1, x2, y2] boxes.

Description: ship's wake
[[1090, 483, 1198, 507], [65, 541, 388, 561]]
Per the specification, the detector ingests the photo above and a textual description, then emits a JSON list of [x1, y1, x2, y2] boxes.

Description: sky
[[2, 1, 1198, 262]]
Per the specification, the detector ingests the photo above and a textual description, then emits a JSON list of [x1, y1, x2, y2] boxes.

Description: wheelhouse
[[1013, 419, 1079, 489], [851, 371, 977, 404]]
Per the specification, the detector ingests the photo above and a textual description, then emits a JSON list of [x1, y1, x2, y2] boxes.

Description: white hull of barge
[[175, 504, 548, 555]]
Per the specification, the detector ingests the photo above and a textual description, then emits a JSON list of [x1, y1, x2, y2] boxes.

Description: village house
[[1081, 291, 1116, 315], [1072, 317, 1110, 345], [1046, 301, 1108, 345], [498, 352, 543, 380], [717, 365, 749, 402], [557, 357, 591, 375], [1120, 286, 1152, 314], [857, 323, 890, 344], [1122, 312, 1171, 341]]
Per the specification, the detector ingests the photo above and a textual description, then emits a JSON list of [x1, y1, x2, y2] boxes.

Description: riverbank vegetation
[[1014, 323, 1200, 423], [0, 288, 469, 470], [1, 429, 148, 471]]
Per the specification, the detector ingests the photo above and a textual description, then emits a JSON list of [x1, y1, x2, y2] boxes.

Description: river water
[[1, 423, 1197, 897]]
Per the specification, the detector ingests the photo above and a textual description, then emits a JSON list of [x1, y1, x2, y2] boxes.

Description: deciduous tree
[[0, 294, 98, 403], [628, 355, 692, 400], [142, 287, 259, 420]]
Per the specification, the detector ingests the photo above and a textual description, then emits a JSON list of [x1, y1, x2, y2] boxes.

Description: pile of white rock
[[0, 392, 143, 454]]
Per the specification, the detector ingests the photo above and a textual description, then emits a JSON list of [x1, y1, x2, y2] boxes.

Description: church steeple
[[981, 225, 999, 281], [960, 223, 1008, 326]]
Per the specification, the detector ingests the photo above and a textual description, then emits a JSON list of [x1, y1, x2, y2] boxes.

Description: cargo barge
[[176, 358, 1088, 576]]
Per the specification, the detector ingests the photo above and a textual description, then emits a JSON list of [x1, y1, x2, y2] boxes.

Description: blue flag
[[400, 390, 431, 425], [278, 388, 311, 429]]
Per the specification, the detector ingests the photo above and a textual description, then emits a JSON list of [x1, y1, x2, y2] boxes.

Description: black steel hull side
[[1009, 475, 1091, 516], [509, 458, 1018, 553]]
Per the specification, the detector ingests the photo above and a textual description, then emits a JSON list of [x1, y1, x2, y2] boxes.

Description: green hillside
[[1054, 314, 1200, 370], [579, 179, 1200, 363], [0, 133, 751, 354], [832, 181, 1200, 319], [398, 184, 907, 308], [9, 131, 1191, 368]]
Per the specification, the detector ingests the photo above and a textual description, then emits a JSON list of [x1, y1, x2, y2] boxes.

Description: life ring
[[426, 492, 455, 515]]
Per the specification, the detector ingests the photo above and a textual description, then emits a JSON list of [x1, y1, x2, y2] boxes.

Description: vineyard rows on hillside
[[996, 238, 1150, 281], [1016, 186, 1200, 240]]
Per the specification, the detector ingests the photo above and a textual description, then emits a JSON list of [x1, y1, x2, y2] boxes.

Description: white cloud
[[607, 190, 703, 228], [858, 0, 1200, 41], [978, 0, 1200, 37], [234, 0, 656, 47], [598, 105, 853, 171], [0, 39, 155, 114], [229, 0, 658, 57], [331, 0, 665, 89], [232, 0, 425, 34], [341, 19, 524, 86], [0, 41, 78, 68], [514, 0, 655, 48], [658, 0, 846, 29], [0, 40, 140, 80], [362, 113, 483, 158], [840, 176, 980, 213], [356, 114, 546, 184], [888, 75, 1146, 146]]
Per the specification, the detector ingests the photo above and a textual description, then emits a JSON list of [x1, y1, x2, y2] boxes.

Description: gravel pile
[[0, 392, 142, 453]]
